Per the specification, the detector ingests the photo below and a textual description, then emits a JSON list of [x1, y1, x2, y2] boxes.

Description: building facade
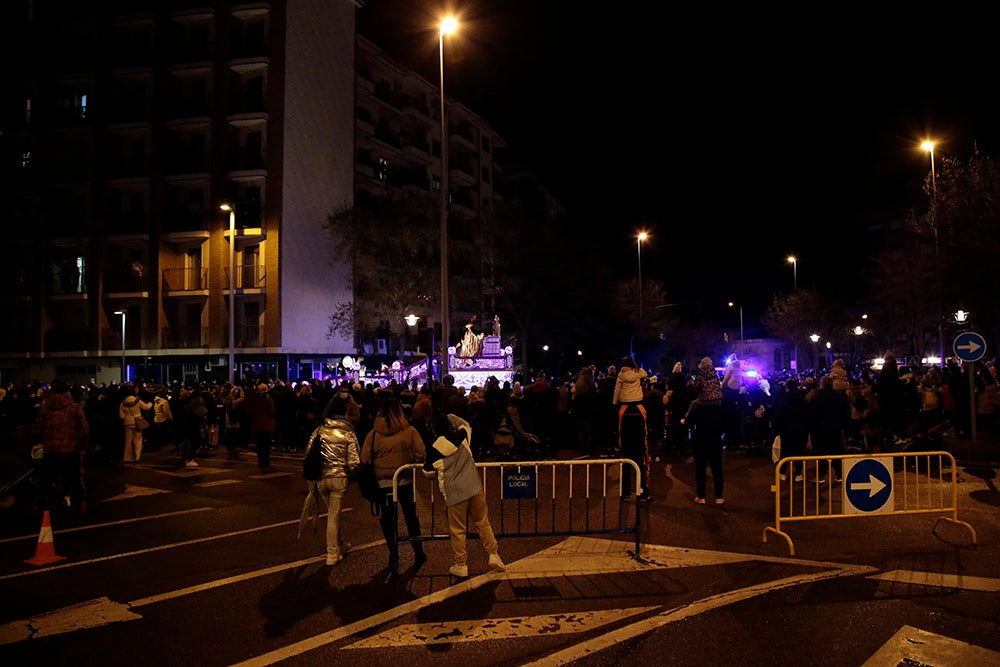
[[1, 0, 357, 385]]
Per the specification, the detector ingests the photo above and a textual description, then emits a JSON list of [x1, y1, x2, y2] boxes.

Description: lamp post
[[220, 203, 236, 384], [114, 310, 127, 383], [438, 16, 457, 382], [637, 232, 647, 322], [809, 333, 820, 371], [921, 140, 945, 368], [853, 325, 864, 367], [788, 255, 798, 370], [728, 301, 743, 343]]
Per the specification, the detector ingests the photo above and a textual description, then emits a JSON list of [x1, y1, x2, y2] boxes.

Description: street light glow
[[440, 16, 457, 35]]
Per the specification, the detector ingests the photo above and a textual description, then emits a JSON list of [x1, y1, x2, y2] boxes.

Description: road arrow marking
[[850, 474, 887, 497]]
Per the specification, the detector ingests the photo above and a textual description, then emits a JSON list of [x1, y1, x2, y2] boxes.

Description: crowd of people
[[4, 350, 997, 571]]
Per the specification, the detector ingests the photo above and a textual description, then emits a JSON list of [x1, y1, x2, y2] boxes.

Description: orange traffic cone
[[25, 510, 66, 566]]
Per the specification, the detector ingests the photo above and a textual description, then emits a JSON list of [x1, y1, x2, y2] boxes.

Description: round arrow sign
[[843, 458, 894, 514], [953, 332, 987, 363]]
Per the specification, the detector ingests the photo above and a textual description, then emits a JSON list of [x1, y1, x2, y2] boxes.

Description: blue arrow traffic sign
[[843, 458, 893, 514], [953, 332, 987, 362]]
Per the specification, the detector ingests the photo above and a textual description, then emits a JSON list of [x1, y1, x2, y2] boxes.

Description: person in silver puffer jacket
[[297, 396, 360, 565]]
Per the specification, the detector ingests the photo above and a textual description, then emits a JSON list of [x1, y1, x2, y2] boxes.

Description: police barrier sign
[[843, 457, 894, 514], [502, 468, 536, 499]]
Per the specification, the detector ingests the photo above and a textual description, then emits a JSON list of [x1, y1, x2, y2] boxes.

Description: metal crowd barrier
[[389, 458, 644, 559], [763, 451, 977, 556]]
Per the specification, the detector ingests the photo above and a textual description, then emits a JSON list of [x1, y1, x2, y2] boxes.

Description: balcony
[[163, 267, 209, 296], [235, 324, 265, 347], [161, 325, 208, 349], [224, 264, 266, 292], [103, 270, 149, 298], [101, 327, 147, 350], [46, 329, 94, 352]]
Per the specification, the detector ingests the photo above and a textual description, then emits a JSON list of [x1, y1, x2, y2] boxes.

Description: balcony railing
[[224, 264, 266, 289], [236, 325, 265, 347], [47, 328, 93, 352], [104, 271, 148, 294], [161, 326, 208, 349], [163, 267, 208, 292]]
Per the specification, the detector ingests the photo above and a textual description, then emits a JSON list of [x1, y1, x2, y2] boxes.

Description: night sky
[[357, 3, 1000, 329]]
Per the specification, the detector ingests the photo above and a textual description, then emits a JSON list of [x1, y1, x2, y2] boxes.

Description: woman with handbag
[[119, 385, 152, 463], [360, 395, 426, 573], [298, 395, 360, 565]]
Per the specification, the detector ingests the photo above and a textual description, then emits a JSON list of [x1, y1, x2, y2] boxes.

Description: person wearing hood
[[34, 381, 89, 511], [298, 395, 361, 566], [684, 357, 726, 505], [360, 395, 426, 573], [612, 356, 650, 501], [119, 385, 152, 463], [423, 411, 505, 578]]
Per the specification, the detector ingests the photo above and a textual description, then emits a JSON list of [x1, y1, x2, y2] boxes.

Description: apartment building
[[354, 35, 508, 359], [0, 0, 357, 385]]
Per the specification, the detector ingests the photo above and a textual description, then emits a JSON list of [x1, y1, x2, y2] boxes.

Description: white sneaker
[[186, 460, 199, 468], [448, 563, 468, 578], [488, 553, 506, 572]]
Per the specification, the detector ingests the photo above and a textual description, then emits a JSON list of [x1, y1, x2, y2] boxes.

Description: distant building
[[0, 2, 546, 385]]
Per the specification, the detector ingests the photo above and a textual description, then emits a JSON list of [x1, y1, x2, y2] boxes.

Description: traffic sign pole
[[954, 332, 987, 446]]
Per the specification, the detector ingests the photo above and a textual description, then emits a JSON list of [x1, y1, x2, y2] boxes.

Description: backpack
[[302, 440, 323, 481]]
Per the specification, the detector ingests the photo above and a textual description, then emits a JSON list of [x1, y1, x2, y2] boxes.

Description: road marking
[[343, 607, 661, 649], [197, 479, 243, 487], [868, 569, 1000, 592], [862, 625, 1000, 667], [103, 484, 171, 501], [248, 472, 292, 479], [0, 507, 215, 545], [521, 564, 880, 666]]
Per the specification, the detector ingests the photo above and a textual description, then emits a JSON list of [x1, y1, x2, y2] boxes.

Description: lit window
[[20, 151, 31, 168], [376, 158, 389, 182], [25, 98, 31, 127]]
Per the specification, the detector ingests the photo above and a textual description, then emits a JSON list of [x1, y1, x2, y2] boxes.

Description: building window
[[20, 151, 31, 168], [25, 98, 31, 127], [431, 175, 441, 192], [376, 158, 389, 183], [481, 136, 490, 153]]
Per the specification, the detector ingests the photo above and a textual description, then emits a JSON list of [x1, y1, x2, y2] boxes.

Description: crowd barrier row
[[389, 458, 645, 559], [763, 451, 977, 556]]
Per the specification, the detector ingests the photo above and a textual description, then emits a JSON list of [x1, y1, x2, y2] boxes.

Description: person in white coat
[[119, 387, 152, 463]]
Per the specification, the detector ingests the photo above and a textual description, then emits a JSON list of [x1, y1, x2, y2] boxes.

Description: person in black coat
[[808, 375, 852, 482], [771, 378, 809, 481]]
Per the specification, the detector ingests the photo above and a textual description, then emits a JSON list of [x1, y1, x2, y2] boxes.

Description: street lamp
[[786, 255, 798, 290], [219, 203, 236, 384], [809, 333, 820, 370], [728, 301, 743, 343], [921, 140, 945, 368], [114, 310, 127, 383], [637, 232, 648, 322], [438, 16, 457, 382]]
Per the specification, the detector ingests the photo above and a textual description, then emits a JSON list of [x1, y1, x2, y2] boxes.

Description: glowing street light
[[219, 203, 236, 384], [114, 310, 127, 383], [437, 16, 458, 382], [787, 255, 798, 290], [809, 333, 820, 370], [921, 139, 945, 368]]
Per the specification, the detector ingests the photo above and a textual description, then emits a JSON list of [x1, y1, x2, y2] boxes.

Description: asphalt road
[[1, 440, 998, 666]]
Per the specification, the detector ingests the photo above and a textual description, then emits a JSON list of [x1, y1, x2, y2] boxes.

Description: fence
[[389, 458, 644, 560], [763, 451, 977, 556]]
